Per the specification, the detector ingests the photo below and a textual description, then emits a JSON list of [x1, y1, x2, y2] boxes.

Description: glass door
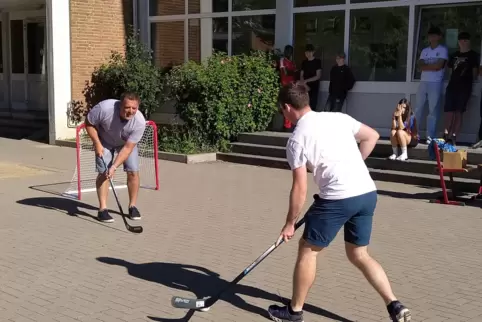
[[10, 19, 27, 110], [9, 18, 47, 111], [26, 19, 47, 111]]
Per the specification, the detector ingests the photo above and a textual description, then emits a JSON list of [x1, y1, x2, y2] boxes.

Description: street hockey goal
[[64, 120, 159, 200]]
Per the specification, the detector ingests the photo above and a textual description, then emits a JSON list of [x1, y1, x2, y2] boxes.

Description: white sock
[[397, 147, 408, 160]]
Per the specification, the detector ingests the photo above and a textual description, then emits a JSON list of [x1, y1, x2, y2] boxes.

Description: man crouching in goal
[[85, 92, 146, 223]]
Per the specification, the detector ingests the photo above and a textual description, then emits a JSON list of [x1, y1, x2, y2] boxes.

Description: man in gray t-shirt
[[85, 92, 146, 223]]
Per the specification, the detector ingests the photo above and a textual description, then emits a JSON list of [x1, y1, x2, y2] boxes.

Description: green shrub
[[68, 30, 163, 123], [164, 51, 280, 152]]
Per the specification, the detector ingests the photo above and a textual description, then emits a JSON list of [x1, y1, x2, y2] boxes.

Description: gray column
[[274, 0, 293, 50], [138, 0, 150, 48], [200, 0, 213, 61]]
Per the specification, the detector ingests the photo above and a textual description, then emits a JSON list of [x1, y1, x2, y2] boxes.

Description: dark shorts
[[444, 86, 471, 113], [303, 191, 377, 248]]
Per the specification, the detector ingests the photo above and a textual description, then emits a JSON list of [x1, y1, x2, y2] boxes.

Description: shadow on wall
[[96, 257, 355, 322]]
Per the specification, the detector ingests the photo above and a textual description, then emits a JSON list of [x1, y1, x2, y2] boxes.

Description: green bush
[[164, 51, 280, 152], [68, 30, 163, 123]]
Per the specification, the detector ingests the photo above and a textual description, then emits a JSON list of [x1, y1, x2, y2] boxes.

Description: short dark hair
[[305, 44, 315, 52], [427, 26, 442, 36], [458, 32, 470, 40], [278, 82, 310, 110], [336, 51, 346, 59], [121, 91, 141, 103]]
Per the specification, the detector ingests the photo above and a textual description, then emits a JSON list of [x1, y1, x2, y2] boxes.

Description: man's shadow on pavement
[[97, 257, 354, 322], [17, 196, 125, 232]]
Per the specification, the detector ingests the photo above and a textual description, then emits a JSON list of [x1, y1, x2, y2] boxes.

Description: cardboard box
[[443, 150, 467, 169]]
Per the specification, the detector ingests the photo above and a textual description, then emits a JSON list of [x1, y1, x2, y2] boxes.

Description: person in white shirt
[[267, 82, 411, 322], [414, 26, 448, 144]]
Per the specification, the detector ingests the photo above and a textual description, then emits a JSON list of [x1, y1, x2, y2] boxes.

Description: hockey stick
[[101, 158, 143, 234], [171, 216, 306, 311]]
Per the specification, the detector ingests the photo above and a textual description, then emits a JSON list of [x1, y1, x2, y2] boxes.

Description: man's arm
[[420, 58, 446, 71], [85, 118, 101, 146], [304, 69, 322, 83], [355, 123, 380, 160], [84, 104, 104, 155], [285, 167, 308, 225], [285, 140, 308, 226]]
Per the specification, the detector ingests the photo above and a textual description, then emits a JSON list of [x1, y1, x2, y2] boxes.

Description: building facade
[[141, 0, 482, 143], [0, 0, 480, 144], [0, 0, 132, 143]]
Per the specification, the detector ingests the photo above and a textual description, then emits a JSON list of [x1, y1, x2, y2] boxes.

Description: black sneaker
[[268, 304, 304, 322], [98, 209, 114, 223], [387, 301, 411, 322], [128, 206, 141, 220]]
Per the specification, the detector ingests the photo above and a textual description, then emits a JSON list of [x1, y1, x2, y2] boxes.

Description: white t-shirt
[[419, 45, 449, 82], [286, 111, 376, 200]]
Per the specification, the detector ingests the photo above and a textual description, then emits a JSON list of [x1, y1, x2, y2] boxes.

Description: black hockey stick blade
[[171, 216, 306, 310], [101, 158, 143, 234], [171, 296, 207, 310]]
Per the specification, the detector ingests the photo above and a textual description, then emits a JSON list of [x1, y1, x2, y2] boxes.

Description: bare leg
[[127, 171, 140, 208], [451, 111, 463, 140], [96, 174, 109, 210], [291, 239, 324, 311], [389, 130, 398, 159], [395, 130, 410, 161], [444, 111, 454, 137], [345, 243, 397, 305]]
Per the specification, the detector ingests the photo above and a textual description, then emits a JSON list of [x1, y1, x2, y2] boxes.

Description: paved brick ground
[[1, 137, 482, 322]]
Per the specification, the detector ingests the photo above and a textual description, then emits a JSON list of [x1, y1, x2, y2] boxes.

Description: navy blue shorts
[[302, 191, 377, 248]]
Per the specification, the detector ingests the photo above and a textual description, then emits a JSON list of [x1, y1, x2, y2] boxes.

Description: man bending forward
[[85, 92, 146, 223], [268, 82, 411, 322]]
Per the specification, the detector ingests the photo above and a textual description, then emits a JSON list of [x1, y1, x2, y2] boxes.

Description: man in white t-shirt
[[414, 26, 448, 144], [267, 82, 411, 322]]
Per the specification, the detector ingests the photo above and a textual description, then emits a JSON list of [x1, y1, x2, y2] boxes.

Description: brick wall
[[70, 0, 132, 102]]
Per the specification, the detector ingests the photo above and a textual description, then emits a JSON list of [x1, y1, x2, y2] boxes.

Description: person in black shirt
[[325, 52, 355, 112], [443, 32, 479, 144], [300, 44, 322, 110]]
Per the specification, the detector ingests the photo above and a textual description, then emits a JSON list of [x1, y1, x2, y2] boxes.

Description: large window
[[413, 4, 482, 80], [295, 0, 345, 7], [150, 21, 185, 69], [188, 19, 201, 63], [349, 7, 409, 82], [232, 15, 275, 55], [213, 17, 229, 54], [294, 11, 345, 81], [149, 0, 184, 16], [233, 0, 276, 11]]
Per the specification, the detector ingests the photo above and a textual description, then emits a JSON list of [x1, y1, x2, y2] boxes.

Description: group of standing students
[[278, 44, 356, 130]]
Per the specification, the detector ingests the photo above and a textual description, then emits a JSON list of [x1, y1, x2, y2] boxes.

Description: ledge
[[158, 151, 217, 164], [55, 140, 218, 164], [55, 139, 76, 148]]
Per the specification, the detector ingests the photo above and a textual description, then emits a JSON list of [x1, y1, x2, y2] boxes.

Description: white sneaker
[[426, 137, 432, 145], [388, 154, 397, 160], [396, 153, 408, 161]]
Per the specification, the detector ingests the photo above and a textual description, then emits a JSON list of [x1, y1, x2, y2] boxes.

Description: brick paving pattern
[[0, 138, 482, 321]]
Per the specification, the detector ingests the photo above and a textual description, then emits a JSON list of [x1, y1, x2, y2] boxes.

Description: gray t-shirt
[[86, 99, 146, 149]]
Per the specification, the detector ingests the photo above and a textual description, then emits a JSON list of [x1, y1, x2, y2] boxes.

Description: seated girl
[[388, 98, 418, 161]]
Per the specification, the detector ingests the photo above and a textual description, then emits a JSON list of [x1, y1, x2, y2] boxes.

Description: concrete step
[[238, 131, 290, 147], [236, 132, 482, 165], [231, 142, 286, 159], [230, 142, 482, 180], [217, 152, 481, 192], [0, 118, 49, 140]]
